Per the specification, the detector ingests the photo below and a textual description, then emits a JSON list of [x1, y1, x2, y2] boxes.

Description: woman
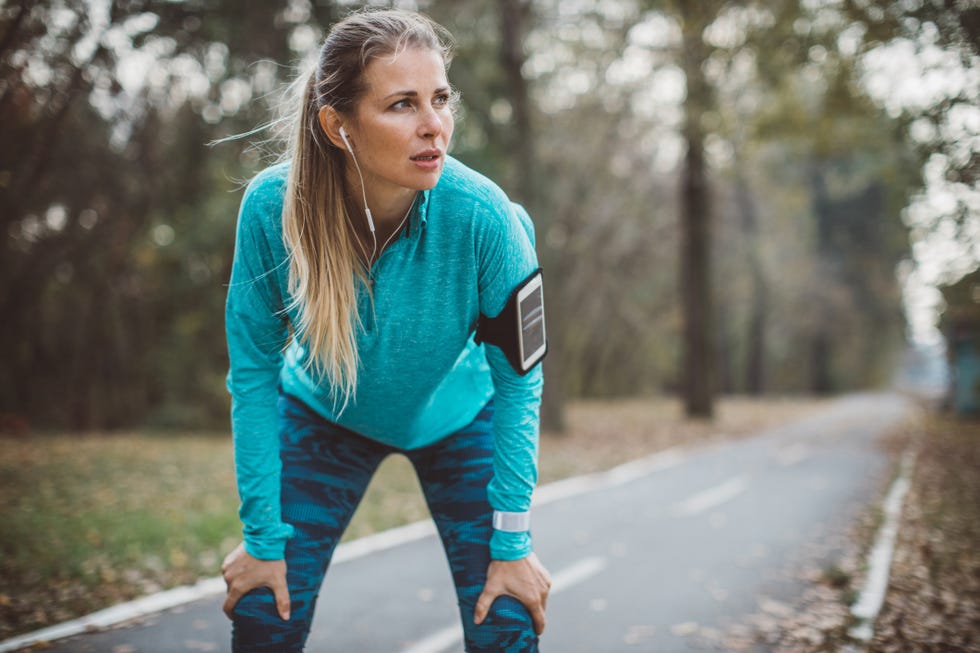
[[220, 9, 550, 652]]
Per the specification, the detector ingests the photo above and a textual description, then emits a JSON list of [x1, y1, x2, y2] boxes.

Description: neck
[[370, 191, 417, 226], [344, 188, 416, 265], [346, 170, 416, 227]]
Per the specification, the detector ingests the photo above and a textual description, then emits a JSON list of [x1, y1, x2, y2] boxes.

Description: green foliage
[[0, 1, 324, 430], [0, 0, 949, 431]]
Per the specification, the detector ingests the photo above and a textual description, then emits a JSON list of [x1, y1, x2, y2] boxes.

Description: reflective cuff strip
[[492, 510, 531, 532]]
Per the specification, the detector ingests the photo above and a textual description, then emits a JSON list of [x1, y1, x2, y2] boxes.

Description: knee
[[463, 595, 539, 653], [231, 587, 312, 653]]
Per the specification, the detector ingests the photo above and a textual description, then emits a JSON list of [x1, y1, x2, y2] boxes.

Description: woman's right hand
[[221, 541, 291, 621]]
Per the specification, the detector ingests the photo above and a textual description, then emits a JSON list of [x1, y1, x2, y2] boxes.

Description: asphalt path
[[24, 392, 915, 652]]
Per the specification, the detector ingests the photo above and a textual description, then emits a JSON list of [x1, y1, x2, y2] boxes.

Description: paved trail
[[21, 392, 915, 652]]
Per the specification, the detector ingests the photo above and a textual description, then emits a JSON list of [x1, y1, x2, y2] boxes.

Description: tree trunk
[[809, 165, 834, 394], [500, 0, 566, 432], [716, 302, 735, 394], [810, 333, 832, 394], [679, 7, 714, 418], [500, 0, 535, 205], [745, 271, 767, 394], [734, 167, 766, 394]]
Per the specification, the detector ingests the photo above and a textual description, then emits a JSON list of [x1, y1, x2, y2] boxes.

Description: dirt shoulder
[[867, 411, 980, 652]]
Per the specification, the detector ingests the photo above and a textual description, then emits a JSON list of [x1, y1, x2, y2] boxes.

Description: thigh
[[409, 403, 539, 653], [232, 393, 389, 653]]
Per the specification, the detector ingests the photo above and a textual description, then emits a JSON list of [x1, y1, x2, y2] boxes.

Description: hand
[[474, 552, 551, 635], [220, 541, 291, 621]]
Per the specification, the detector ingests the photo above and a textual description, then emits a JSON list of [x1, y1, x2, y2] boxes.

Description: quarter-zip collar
[[409, 188, 430, 237]]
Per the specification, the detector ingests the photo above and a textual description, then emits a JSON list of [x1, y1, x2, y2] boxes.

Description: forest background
[[1, 0, 977, 433]]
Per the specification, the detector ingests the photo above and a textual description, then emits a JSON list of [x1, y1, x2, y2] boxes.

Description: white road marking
[[1, 525, 449, 653], [673, 476, 748, 516], [533, 447, 686, 506], [332, 520, 437, 564], [550, 555, 608, 592], [0, 577, 226, 653], [400, 624, 464, 653], [775, 443, 810, 466], [0, 445, 682, 653], [400, 556, 608, 653], [848, 447, 917, 642]]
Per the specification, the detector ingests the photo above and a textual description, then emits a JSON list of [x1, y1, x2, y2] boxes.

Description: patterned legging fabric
[[231, 392, 539, 652]]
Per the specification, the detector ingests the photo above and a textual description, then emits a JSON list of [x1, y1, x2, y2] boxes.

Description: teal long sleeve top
[[225, 156, 543, 562]]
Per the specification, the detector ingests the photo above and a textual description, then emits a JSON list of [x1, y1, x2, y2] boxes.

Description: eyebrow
[[383, 86, 451, 100]]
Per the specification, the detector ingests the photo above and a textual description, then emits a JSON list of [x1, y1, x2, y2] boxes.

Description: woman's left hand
[[473, 552, 551, 635]]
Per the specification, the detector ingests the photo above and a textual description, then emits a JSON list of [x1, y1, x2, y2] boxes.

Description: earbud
[[338, 125, 375, 237], [339, 125, 353, 153]]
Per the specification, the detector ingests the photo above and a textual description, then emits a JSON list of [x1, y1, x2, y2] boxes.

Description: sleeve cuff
[[490, 529, 533, 561], [243, 522, 295, 561]]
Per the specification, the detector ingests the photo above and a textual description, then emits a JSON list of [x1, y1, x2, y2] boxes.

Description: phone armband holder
[[475, 268, 548, 375]]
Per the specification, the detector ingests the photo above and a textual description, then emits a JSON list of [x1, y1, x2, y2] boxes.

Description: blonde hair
[[282, 9, 454, 410]]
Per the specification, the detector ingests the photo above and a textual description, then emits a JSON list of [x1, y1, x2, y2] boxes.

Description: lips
[[410, 149, 443, 162]]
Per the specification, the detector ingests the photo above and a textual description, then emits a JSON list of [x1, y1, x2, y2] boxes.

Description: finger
[[473, 587, 497, 625], [223, 588, 242, 620], [529, 602, 546, 636], [541, 571, 552, 611], [272, 577, 292, 621], [221, 543, 243, 571]]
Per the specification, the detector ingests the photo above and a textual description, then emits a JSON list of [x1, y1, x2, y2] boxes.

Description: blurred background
[[3, 0, 980, 643], [1, 0, 977, 433]]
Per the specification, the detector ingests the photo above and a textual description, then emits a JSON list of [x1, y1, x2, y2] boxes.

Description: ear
[[318, 105, 348, 151]]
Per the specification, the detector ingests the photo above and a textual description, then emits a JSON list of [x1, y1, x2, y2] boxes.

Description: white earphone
[[338, 125, 376, 237], [339, 125, 354, 153], [336, 124, 414, 271]]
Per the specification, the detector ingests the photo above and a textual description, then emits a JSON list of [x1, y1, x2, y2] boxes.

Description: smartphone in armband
[[516, 272, 547, 372], [475, 268, 548, 375]]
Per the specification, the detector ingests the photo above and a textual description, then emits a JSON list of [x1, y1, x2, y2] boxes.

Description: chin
[[410, 169, 444, 190]]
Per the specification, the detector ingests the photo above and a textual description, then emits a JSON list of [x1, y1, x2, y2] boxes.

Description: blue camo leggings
[[231, 392, 539, 652]]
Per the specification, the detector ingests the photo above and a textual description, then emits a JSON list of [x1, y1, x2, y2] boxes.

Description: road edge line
[[0, 446, 687, 652], [0, 577, 225, 653], [845, 443, 918, 645]]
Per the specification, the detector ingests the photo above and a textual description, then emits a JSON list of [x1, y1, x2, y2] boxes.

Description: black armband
[[475, 268, 548, 375]]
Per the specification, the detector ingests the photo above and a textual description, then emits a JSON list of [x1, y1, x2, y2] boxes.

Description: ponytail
[[281, 68, 366, 411]]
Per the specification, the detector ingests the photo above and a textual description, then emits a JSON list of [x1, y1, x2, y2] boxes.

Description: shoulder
[[433, 157, 532, 236], [242, 161, 290, 213], [237, 161, 290, 237], [435, 157, 536, 246], [434, 157, 511, 216]]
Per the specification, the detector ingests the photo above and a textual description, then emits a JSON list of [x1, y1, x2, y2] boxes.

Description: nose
[[418, 105, 443, 140]]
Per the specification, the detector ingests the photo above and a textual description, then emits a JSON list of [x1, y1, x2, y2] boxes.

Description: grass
[[0, 395, 827, 640], [0, 436, 242, 634]]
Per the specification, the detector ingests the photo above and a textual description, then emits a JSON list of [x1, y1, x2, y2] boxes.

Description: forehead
[[361, 47, 448, 94]]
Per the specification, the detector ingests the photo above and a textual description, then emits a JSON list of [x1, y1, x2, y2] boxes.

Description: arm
[[222, 174, 295, 620], [476, 200, 543, 560], [224, 174, 294, 558], [472, 201, 551, 633]]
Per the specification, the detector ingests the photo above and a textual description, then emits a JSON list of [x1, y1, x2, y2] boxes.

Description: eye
[[390, 98, 413, 110], [433, 93, 451, 108]]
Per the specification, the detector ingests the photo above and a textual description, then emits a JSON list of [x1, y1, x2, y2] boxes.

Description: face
[[342, 46, 454, 206]]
